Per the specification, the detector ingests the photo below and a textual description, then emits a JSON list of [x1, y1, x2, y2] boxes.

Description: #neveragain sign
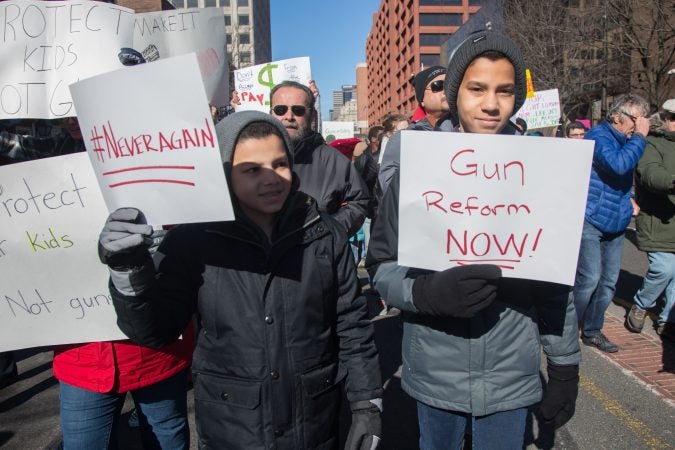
[[234, 57, 311, 112], [133, 7, 229, 107], [70, 53, 234, 226], [512, 89, 561, 130], [0, 153, 126, 352], [0, 0, 135, 119], [398, 131, 593, 286]]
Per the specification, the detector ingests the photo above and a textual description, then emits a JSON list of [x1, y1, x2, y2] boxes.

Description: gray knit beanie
[[215, 110, 294, 180], [444, 30, 526, 117]]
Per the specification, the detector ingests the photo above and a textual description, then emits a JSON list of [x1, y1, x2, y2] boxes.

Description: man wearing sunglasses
[[378, 65, 451, 195], [270, 80, 370, 236], [573, 93, 650, 354]]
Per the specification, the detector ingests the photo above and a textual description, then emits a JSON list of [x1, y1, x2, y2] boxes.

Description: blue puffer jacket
[[584, 120, 647, 233]]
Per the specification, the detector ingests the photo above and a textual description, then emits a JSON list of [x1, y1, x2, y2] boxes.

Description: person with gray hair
[[573, 93, 650, 353]]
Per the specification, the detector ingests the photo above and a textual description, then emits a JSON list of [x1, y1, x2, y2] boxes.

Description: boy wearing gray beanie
[[367, 30, 581, 449]]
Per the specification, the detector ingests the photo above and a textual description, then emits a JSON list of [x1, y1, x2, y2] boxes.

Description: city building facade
[[169, 0, 271, 68], [365, 0, 482, 125]]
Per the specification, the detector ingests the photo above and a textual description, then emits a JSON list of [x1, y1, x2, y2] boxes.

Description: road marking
[[580, 374, 673, 449]]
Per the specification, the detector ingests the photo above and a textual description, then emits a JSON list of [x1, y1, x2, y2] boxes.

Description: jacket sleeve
[[332, 151, 369, 236], [366, 173, 421, 313], [533, 282, 582, 366], [636, 139, 673, 196], [377, 131, 401, 197], [331, 219, 383, 402], [111, 227, 200, 349], [592, 132, 646, 176]]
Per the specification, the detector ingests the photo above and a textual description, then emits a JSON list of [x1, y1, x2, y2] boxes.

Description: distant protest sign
[[132, 7, 229, 107], [0, 153, 126, 352], [398, 131, 593, 285], [234, 57, 312, 112], [70, 53, 234, 226], [512, 89, 561, 130], [0, 0, 135, 119], [322, 121, 354, 139]]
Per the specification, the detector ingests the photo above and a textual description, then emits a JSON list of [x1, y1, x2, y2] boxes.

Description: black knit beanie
[[413, 65, 447, 104], [444, 30, 526, 117]]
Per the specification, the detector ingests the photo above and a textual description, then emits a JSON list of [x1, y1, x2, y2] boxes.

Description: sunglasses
[[272, 105, 308, 117], [620, 110, 637, 123], [426, 80, 444, 93]]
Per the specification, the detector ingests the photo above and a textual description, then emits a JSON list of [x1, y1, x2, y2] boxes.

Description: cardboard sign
[[322, 121, 354, 139], [234, 57, 312, 112], [0, 0, 135, 119], [70, 53, 234, 226], [132, 7, 229, 107], [512, 89, 561, 130], [0, 153, 126, 352], [398, 131, 593, 285]]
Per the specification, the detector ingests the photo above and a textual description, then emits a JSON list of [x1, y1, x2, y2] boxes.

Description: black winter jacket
[[112, 192, 382, 449], [292, 131, 370, 236]]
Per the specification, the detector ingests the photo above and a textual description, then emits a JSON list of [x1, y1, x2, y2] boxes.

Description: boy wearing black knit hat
[[367, 30, 581, 449]]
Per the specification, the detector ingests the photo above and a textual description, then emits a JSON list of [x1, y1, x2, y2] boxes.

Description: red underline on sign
[[108, 179, 196, 188], [450, 259, 520, 270], [102, 165, 195, 176]]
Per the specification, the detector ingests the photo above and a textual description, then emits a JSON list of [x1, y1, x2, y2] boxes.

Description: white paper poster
[[512, 89, 561, 130], [234, 57, 312, 112], [322, 121, 355, 139], [0, 0, 135, 119], [398, 131, 594, 285], [0, 153, 126, 352], [70, 53, 234, 226]]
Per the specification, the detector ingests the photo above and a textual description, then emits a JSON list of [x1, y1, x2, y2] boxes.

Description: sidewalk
[[591, 299, 675, 404]]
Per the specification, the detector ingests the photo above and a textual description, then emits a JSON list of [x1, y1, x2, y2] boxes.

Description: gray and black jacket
[[366, 125, 580, 416]]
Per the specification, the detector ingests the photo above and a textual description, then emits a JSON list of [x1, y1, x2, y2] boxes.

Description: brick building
[[365, 0, 482, 125]]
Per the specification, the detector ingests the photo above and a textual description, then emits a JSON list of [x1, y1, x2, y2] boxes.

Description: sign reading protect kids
[[0, 152, 126, 352], [0, 0, 135, 119], [234, 57, 312, 112], [398, 131, 594, 286], [70, 53, 234, 226]]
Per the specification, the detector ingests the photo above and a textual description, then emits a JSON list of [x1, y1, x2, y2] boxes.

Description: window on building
[[237, 0, 248, 5], [226, 34, 232, 44], [238, 15, 250, 25], [171, 1, 184, 8], [186, 0, 198, 8], [240, 52, 251, 64], [421, 54, 441, 68], [205, 0, 217, 6], [419, 13, 463, 27], [221, 0, 230, 5], [240, 33, 250, 44], [419, 33, 452, 46], [468, 0, 481, 5], [224, 16, 231, 26], [419, 0, 462, 5]]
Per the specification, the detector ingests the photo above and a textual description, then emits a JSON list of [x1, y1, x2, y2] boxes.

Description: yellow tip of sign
[[525, 68, 535, 98]]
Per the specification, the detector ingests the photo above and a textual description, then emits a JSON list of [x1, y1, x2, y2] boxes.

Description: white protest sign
[[70, 53, 234, 226], [0, 0, 134, 120], [399, 131, 593, 285], [234, 57, 312, 112], [512, 89, 561, 130], [133, 8, 229, 107], [0, 153, 126, 352], [322, 121, 354, 139]]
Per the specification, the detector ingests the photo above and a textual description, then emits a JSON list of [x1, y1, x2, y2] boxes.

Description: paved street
[[1, 227, 674, 449]]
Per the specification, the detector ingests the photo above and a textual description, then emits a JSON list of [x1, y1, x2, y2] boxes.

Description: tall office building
[[169, 0, 271, 68], [365, 0, 482, 125]]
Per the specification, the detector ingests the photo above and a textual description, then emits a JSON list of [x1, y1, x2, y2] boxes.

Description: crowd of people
[[1, 27, 674, 450]]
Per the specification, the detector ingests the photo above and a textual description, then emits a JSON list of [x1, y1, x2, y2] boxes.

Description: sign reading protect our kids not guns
[[0, 153, 127, 352], [0, 0, 135, 120], [234, 57, 312, 112], [70, 53, 234, 226], [398, 131, 594, 286], [512, 89, 561, 130], [132, 7, 229, 108]]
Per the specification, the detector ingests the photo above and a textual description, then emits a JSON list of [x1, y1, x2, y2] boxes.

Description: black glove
[[412, 265, 501, 318], [99, 208, 154, 270], [539, 364, 579, 429], [345, 400, 382, 450]]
